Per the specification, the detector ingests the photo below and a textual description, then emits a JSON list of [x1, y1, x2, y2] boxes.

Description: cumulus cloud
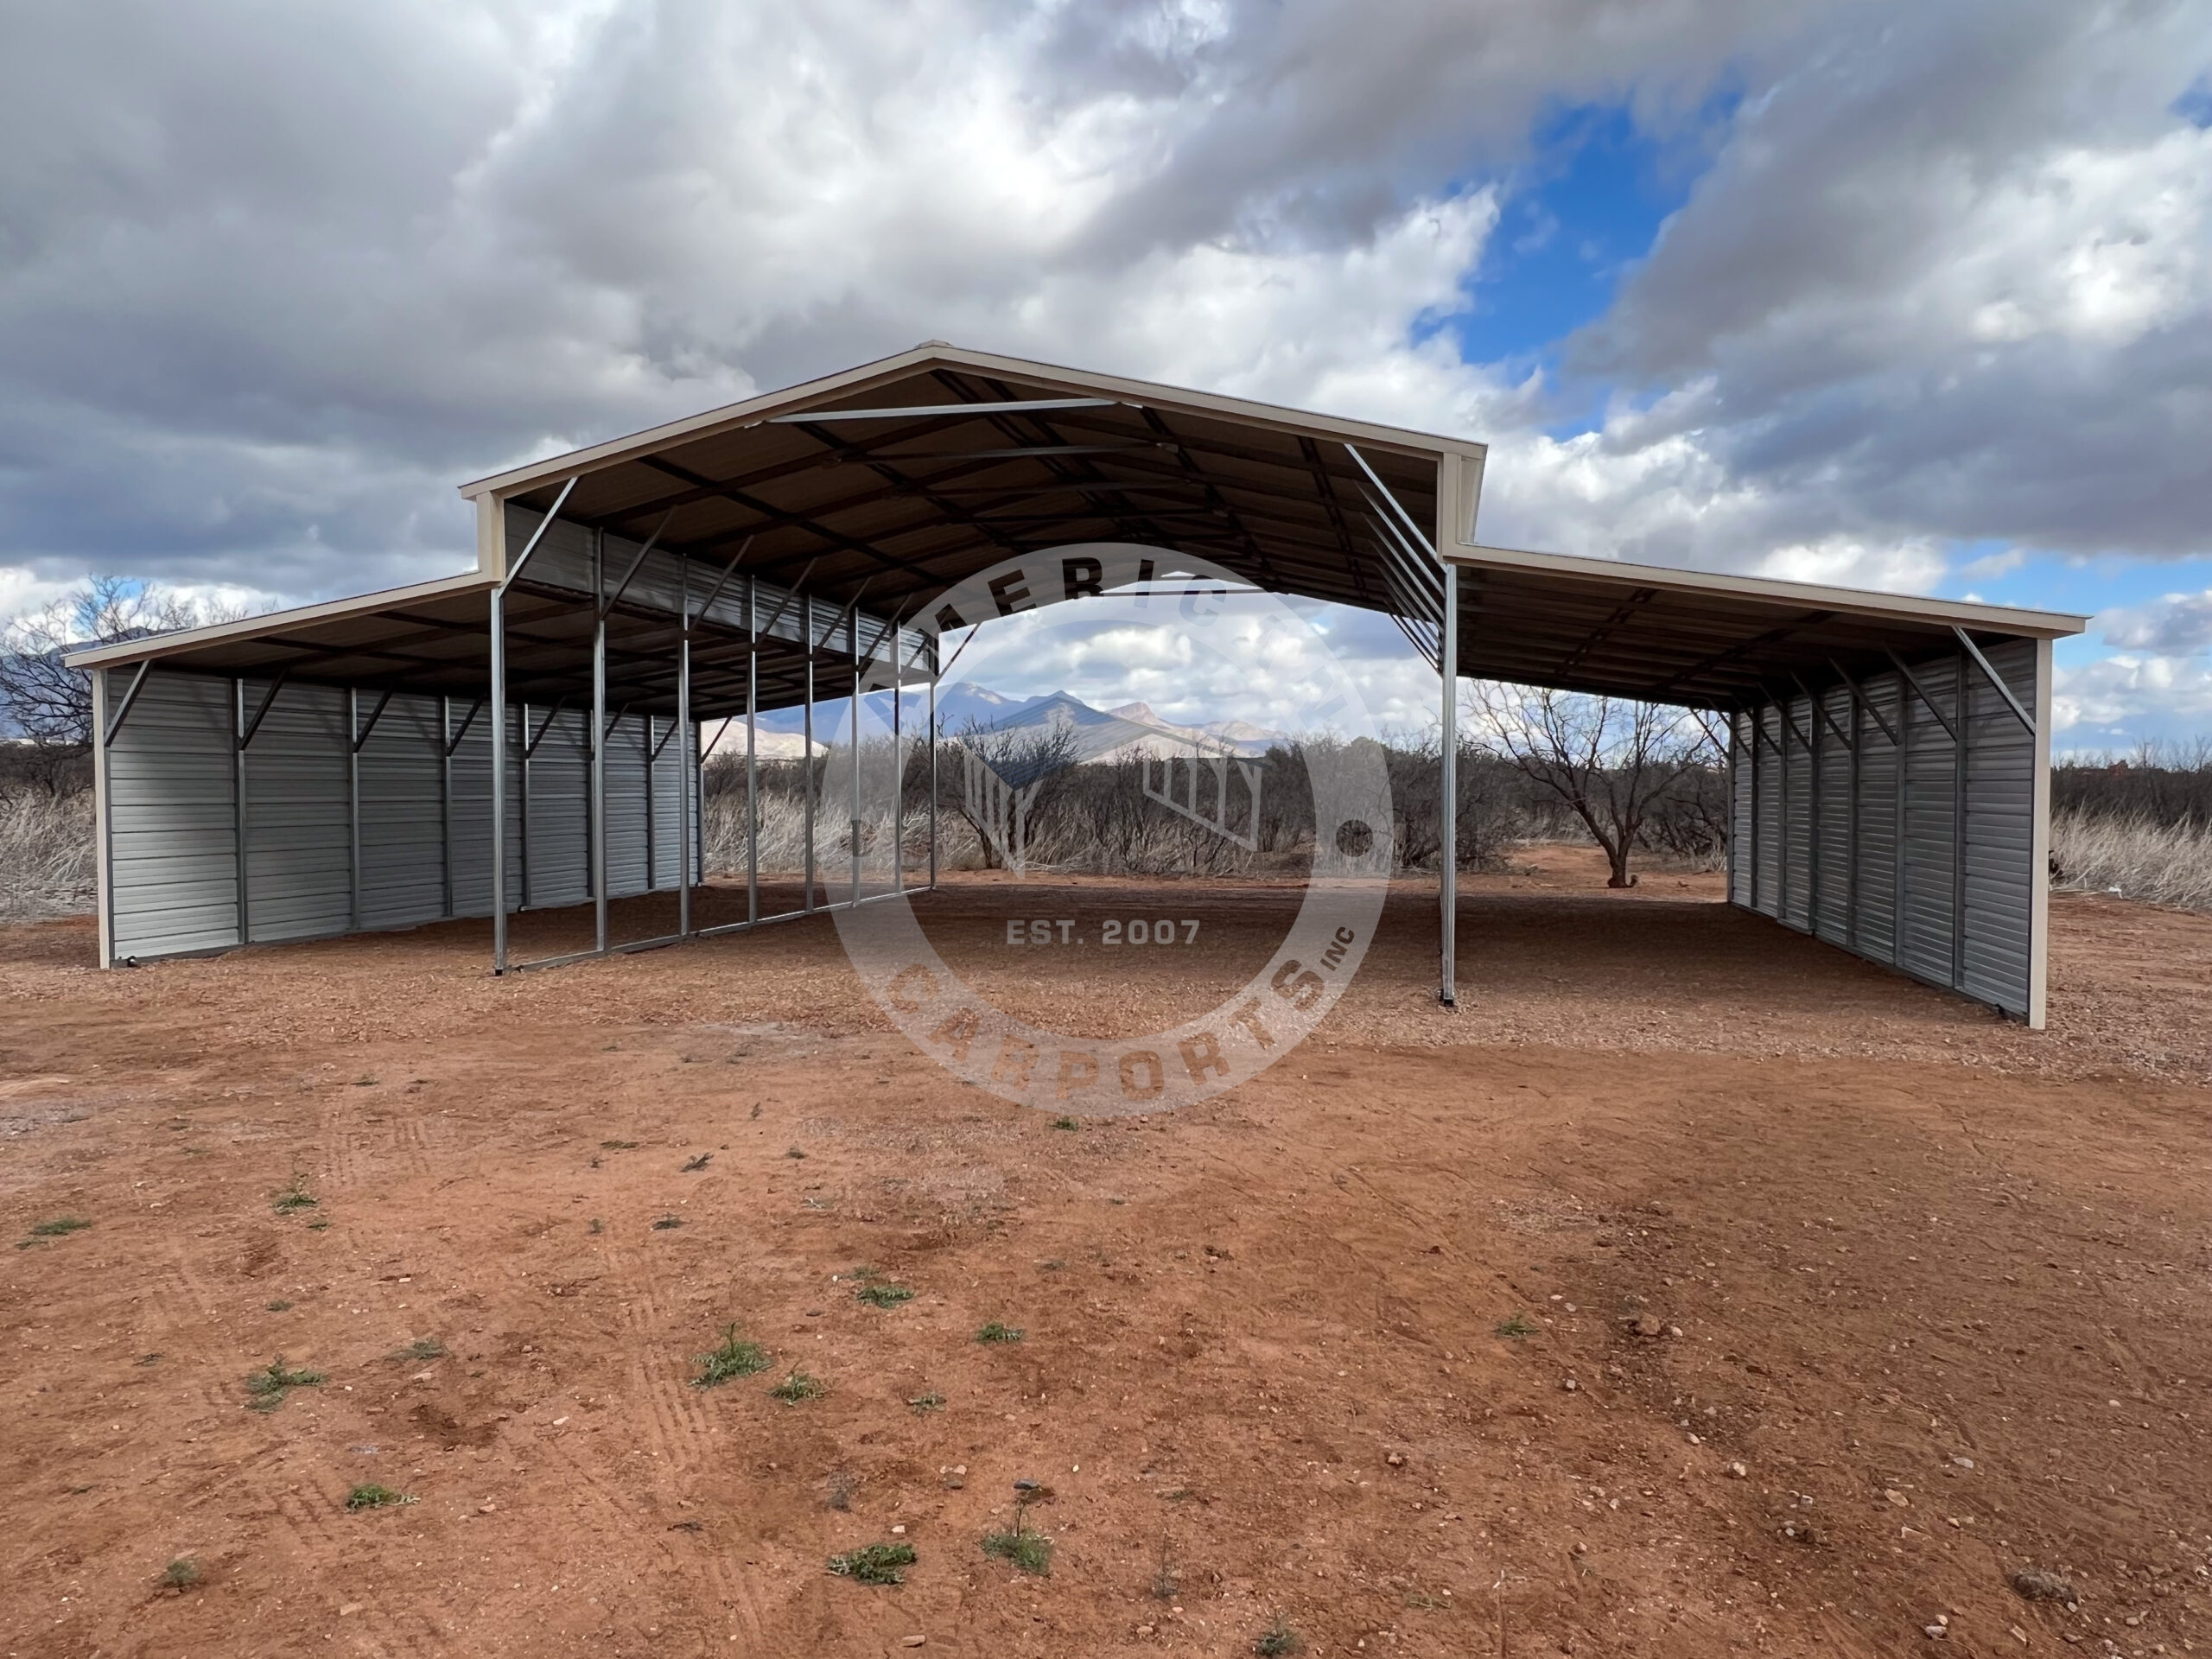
[[1, 0, 2208, 747], [2100, 589, 2212, 654]]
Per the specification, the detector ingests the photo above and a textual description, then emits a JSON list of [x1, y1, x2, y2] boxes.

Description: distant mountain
[[731, 683, 1291, 760]]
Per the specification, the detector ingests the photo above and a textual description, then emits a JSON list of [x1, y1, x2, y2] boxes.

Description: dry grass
[[0, 789, 95, 921], [2051, 810, 2212, 913]]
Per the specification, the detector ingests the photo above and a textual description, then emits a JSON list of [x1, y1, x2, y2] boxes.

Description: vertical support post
[[1894, 668, 1909, 966], [490, 589, 508, 971], [643, 715, 655, 897], [893, 627, 905, 895], [803, 595, 817, 913], [1778, 694, 1792, 926], [1437, 560, 1459, 1007], [1749, 703, 1762, 911], [233, 677, 251, 948], [677, 557, 692, 940], [746, 576, 759, 925], [592, 531, 608, 956], [1952, 647, 1969, 991], [927, 651, 938, 890], [1807, 687, 1821, 936], [2027, 637, 2053, 1029], [520, 701, 533, 912], [348, 685, 363, 933], [850, 613, 862, 908], [92, 668, 115, 968], [440, 696, 455, 919], [1846, 686, 1861, 950]]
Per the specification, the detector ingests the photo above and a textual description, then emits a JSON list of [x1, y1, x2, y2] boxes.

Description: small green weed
[[1051, 1116, 1078, 1131], [681, 1153, 711, 1172], [244, 1357, 325, 1411], [601, 1140, 639, 1150], [391, 1338, 446, 1363], [855, 1282, 915, 1308], [652, 1216, 685, 1230], [1255, 1615, 1304, 1656], [272, 1174, 318, 1215], [693, 1325, 771, 1388], [159, 1557, 202, 1591], [1494, 1313, 1536, 1339], [784, 1147, 807, 1160], [264, 1299, 293, 1312], [827, 1541, 916, 1585], [769, 1369, 825, 1404], [982, 1522, 1052, 1575], [29, 1216, 92, 1238], [344, 1484, 414, 1510], [975, 1322, 1024, 1344], [588, 1218, 604, 1235], [306, 1218, 331, 1232], [906, 1392, 945, 1414]]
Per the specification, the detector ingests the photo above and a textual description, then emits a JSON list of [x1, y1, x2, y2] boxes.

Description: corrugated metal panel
[[242, 680, 350, 944], [651, 718, 689, 889], [105, 670, 240, 959], [358, 692, 448, 931], [1780, 693, 1814, 931], [1728, 711, 1753, 907], [522, 703, 590, 910], [1813, 685, 1853, 946], [1960, 638, 2036, 1015], [1897, 655, 1961, 988], [446, 703, 521, 915], [1851, 673, 1901, 965], [1753, 705, 1782, 915], [603, 711, 652, 898], [506, 505, 922, 665]]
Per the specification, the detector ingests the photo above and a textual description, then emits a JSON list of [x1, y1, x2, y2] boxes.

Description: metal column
[[347, 686, 363, 933], [803, 594, 817, 912], [491, 590, 508, 970], [746, 576, 759, 925], [1437, 561, 1459, 1007], [232, 677, 250, 947], [591, 532, 608, 957], [892, 631, 904, 894], [927, 659, 938, 890], [677, 563, 692, 940], [849, 607, 862, 907]]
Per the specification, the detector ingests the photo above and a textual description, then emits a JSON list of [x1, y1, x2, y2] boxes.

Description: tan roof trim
[[62, 571, 498, 671], [1448, 543, 2088, 640], [456, 344, 1484, 500]]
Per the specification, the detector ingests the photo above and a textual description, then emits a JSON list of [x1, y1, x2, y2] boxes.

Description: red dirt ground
[[3, 849, 2210, 1657]]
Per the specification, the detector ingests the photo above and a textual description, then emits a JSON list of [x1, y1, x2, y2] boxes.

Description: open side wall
[[99, 667, 696, 964], [1726, 636, 2046, 1026]]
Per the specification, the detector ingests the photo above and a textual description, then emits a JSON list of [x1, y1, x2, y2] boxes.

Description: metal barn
[[67, 345, 2085, 1024]]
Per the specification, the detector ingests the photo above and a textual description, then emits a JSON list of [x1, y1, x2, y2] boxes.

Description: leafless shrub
[[2051, 810, 2212, 912], [0, 787, 97, 919]]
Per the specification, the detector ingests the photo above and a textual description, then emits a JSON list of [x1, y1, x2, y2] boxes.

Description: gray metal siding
[[98, 669, 691, 962], [1726, 645, 2041, 1018], [1960, 639, 2036, 1014], [359, 694, 448, 931], [1780, 694, 1814, 931], [242, 680, 351, 944], [1752, 706, 1782, 915], [105, 670, 240, 959], [1853, 676, 1901, 965], [1897, 656, 1960, 988], [603, 712, 651, 899], [522, 704, 590, 910], [1728, 711, 1753, 907], [1813, 686, 1853, 946]]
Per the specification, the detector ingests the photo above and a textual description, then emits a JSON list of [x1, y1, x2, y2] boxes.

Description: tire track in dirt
[[595, 1229, 775, 1652]]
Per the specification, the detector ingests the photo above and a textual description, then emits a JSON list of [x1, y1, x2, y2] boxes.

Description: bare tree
[[0, 577, 231, 753], [1469, 683, 1722, 887], [942, 716, 1080, 871]]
